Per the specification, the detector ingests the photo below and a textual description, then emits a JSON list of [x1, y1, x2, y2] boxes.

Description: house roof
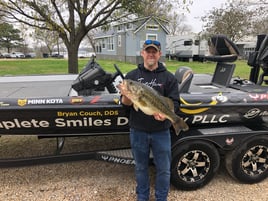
[[94, 16, 169, 39], [113, 16, 151, 26], [94, 29, 115, 39], [134, 16, 169, 34]]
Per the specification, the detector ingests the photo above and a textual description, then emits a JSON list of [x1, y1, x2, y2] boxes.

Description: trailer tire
[[171, 140, 220, 190], [225, 136, 268, 183]]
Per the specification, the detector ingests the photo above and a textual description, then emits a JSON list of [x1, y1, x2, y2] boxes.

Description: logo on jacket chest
[[137, 78, 162, 88]]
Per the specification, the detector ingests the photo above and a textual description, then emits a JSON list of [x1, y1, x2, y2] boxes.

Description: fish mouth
[[116, 80, 128, 92], [116, 82, 121, 89]]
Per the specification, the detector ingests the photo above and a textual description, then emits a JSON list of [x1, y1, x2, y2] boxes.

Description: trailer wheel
[[225, 136, 268, 183], [171, 140, 220, 190]]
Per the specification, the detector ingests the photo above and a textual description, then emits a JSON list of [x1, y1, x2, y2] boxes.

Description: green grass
[[0, 58, 251, 79], [164, 59, 250, 79], [0, 59, 69, 75]]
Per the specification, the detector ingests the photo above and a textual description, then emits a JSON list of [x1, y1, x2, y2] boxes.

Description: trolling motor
[[71, 57, 124, 95], [256, 35, 268, 85], [248, 34, 268, 85]]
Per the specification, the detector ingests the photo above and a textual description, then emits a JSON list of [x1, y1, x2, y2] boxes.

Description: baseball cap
[[143, 40, 161, 51]]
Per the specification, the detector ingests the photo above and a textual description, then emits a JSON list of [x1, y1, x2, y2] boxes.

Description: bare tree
[[0, 0, 192, 73], [201, 0, 268, 42], [252, 17, 268, 35], [201, 1, 254, 42], [0, 0, 142, 73], [33, 29, 62, 56], [135, 0, 192, 19], [167, 12, 192, 35], [86, 30, 98, 53], [245, 0, 268, 34]]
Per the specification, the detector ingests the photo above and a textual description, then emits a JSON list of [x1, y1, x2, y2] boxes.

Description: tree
[[252, 17, 268, 35], [167, 12, 192, 35], [134, 0, 192, 19], [201, 1, 254, 42], [33, 29, 62, 56], [135, 0, 192, 35], [0, 0, 192, 74], [0, 22, 23, 53], [201, 0, 268, 42], [246, 0, 268, 34]]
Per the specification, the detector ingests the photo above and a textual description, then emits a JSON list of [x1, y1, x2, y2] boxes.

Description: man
[[119, 40, 180, 201]]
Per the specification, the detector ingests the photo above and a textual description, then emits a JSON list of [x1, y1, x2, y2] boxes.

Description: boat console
[[180, 34, 268, 94], [71, 58, 124, 95]]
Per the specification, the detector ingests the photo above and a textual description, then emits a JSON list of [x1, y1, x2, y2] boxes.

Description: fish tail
[[172, 117, 189, 135]]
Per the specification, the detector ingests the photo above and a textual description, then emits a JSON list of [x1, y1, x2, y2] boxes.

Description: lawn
[[0, 58, 251, 79]]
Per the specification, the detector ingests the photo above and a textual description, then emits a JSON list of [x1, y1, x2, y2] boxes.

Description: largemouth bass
[[117, 79, 189, 135]]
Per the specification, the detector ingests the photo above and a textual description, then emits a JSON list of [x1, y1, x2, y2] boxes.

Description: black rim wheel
[[225, 136, 268, 183], [171, 140, 220, 190]]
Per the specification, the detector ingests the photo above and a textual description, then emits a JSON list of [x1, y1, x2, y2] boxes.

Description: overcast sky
[[185, 0, 227, 33]]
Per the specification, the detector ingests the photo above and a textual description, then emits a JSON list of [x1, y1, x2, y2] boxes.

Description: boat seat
[[205, 34, 240, 63], [175, 66, 193, 93]]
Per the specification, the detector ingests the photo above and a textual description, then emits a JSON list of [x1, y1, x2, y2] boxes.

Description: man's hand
[[117, 82, 128, 96], [117, 82, 133, 106], [153, 113, 166, 121]]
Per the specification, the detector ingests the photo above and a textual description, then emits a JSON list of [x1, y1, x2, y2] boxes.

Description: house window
[[184, 40, 193, 46], [194, 40, 200, 46], [117, 25, 124, 32], [107, 37, 114, 51], [95, 43, 102, 53], [146, 24, 159, 30], [102, 39, 106, 49], [146, 34, 157, 41], [140, 34, 158, 48], [118, 35, 121, 47]]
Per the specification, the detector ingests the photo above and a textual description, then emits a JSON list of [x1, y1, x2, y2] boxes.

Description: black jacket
[[124, 62, 180, 132]]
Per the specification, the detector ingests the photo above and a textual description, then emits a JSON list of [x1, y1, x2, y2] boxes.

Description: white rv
[[166, 34, 209, 61]]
